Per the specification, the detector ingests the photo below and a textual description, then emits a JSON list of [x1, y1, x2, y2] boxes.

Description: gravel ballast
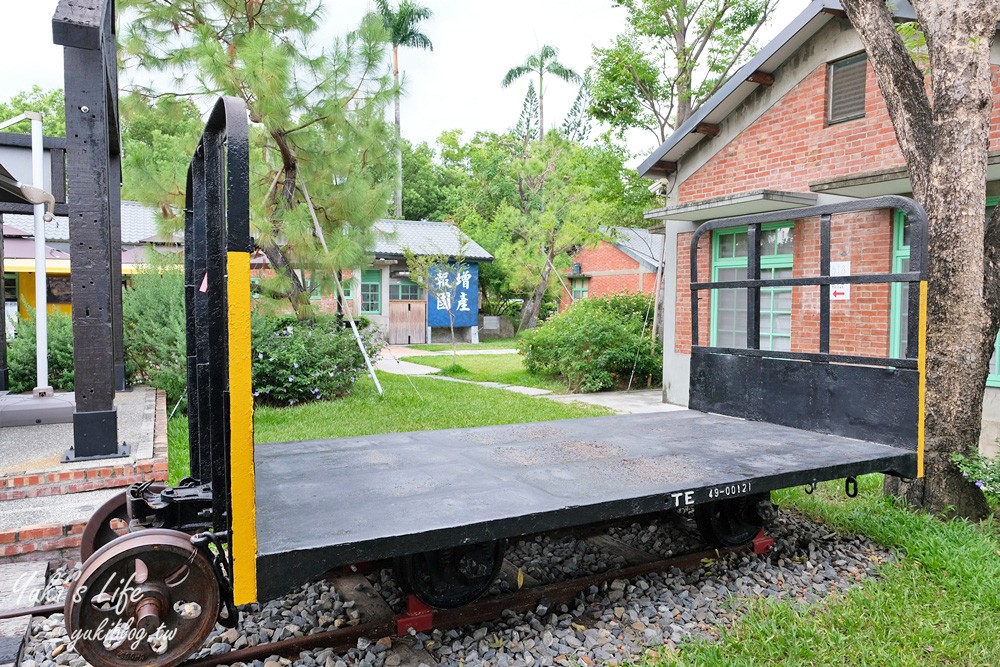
[[18, 509, 892, 667]]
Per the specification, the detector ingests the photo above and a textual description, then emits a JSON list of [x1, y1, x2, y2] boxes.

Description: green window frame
[[2, 273, 16, 303], [360, 269, 382, 314], [571, 277, 589, 301], [891, 201, 1000, 386], [340, 280, 352, 299], [389, 280, 421, 301], [304, 277, 323, 301], [710, 223, 794, 352]]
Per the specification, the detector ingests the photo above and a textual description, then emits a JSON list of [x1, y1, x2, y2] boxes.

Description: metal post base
[[114, 363, 127, 391], [64, 408, 129, 462]]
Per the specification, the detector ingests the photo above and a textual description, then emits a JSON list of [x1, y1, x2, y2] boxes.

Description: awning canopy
[[811, 152, 1000, 198], [644, 189, 818, 222]]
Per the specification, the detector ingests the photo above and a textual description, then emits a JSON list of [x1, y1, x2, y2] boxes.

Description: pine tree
[[561, 79, 592, 143], [514, 82, 540, 145]]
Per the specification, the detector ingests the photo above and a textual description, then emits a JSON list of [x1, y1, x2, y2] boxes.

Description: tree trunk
[[842, 0, 993, 519], [393, 47, 403, 218], [537, 71, 544, 141], [449, 313, 457, 366], [519, 256, 553, 331], [259, 239, 310, 319]]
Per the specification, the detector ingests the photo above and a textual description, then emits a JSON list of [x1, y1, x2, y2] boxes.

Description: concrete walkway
[[375, 350, 682, 413], [545, 389, 684, 414], [383, 345, 519, 358]]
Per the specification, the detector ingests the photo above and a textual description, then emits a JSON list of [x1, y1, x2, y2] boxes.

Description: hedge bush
[[7, 307, 76, 393], [519, 293, 661, 393], [251, 314, 384, 406], [122, 267, 187, 406]]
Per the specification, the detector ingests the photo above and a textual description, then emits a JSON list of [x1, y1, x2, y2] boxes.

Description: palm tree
[[502, 44, 581, 141], [376, 0, 433, 218]]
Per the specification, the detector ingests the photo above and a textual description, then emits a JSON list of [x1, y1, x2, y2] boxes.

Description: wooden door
[[388, 300, 426, 345]]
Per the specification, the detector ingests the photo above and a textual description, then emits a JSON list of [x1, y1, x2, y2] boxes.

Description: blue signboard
[[427, 263, 479, 328]]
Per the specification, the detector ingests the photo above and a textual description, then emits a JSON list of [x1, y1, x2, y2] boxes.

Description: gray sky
[[2, 1, 804, 158]]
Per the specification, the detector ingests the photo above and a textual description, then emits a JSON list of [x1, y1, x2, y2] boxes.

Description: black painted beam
[[58, 0, 126, 460]]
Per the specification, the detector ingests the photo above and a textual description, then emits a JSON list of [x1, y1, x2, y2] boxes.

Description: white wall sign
[[830, 261, 850, 301]]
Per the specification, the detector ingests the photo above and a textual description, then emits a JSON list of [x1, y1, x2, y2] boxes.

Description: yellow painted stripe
[[227, 251, 257, 605], [916, 280, 928, 478]]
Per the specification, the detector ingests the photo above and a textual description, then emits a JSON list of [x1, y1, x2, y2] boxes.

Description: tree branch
[[840, 0, 934, 185]]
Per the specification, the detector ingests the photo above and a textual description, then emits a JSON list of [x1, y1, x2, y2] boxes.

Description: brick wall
[[0, 390, 169, 564], [561, 242, 657, 310], [679, 61, 1000, 204]]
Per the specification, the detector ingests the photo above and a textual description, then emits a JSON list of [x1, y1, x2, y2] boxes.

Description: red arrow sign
[[832, 290, 845, 297]]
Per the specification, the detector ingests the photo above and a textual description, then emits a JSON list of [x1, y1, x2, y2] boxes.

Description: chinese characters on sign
[[427, 263, 479, 328]]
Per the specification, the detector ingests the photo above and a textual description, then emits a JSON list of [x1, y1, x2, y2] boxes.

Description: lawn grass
[[399, 353, 567, 393], [167, 372, 610, 478], [646, 475, 1000, 666], [405, 335, 521, 352]]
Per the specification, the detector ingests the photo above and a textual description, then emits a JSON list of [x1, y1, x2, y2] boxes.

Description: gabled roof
[[605, 226, 664, 270], [637, 0, 916, 179], [373, 219, 493, 262]]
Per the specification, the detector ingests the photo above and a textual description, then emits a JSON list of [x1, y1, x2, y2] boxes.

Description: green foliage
[[0, 87, 65, 137], [119, 94, 205, 215], [120, 0, 396, 319], [514, 82, 541, 145], [590, 0, 775, 142], [400, 139, 463, 221], [375, 0, 434, 51], [952, 452, 1000, 507], [122, 263, 187, 406], [519, 294, 661, 392], [7, 308, 75, 393], [250, 314, 384, 407], [502, 44, 582, 141], [560, 77, 593, 143]]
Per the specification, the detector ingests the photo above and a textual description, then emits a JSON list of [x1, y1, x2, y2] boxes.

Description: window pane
[[719, 234, 734, 258], [733, 233, 748, 258]]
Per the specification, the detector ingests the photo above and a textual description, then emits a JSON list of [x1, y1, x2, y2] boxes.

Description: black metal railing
[[689, 195, 928, 369], [184, 96, 250, 533]]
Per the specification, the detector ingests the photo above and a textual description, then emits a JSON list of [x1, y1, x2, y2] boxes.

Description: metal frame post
[[54, 0, 128, 460]]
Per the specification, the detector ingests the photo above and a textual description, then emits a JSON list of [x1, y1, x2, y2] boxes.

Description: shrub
[[519, 293, 661, 392], [122, 266, 187, 407], [952, 451, 1000, 507], [251, 314, 384, 406], [7, 307, 75, 393]]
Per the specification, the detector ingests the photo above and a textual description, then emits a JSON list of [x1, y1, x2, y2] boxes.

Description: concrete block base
[[0, 393, 75, 427]]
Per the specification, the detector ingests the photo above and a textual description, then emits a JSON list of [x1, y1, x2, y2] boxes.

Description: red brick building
[[638, 0, 1000, 454], [559, 227, 663, 311]]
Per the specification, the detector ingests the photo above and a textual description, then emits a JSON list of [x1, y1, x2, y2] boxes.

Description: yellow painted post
[[227, 251, 257, 604], [916, 280, 928, 478]]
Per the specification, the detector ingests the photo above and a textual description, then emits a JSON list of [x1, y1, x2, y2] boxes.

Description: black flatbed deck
[[253, 410, 915, 600]]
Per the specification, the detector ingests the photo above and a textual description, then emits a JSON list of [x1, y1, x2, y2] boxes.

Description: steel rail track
[[182, 540, 756, 667]]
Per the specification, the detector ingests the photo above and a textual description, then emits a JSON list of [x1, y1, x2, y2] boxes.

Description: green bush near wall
[[122, 267, 188, 407], [251, 314, 384, 407], [7, 307, 76, 393], [520, 293, 662, 392]]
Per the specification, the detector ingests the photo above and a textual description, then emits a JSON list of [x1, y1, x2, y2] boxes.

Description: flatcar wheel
[[65, 528, 220, 667], [694, 493, 769, 547], [395, 540, 505, 609], [80, 486, 165, 560]]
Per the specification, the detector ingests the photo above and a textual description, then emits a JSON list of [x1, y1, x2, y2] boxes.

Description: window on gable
[[827, 53, 867, 124], [571, 277, 589, 301]]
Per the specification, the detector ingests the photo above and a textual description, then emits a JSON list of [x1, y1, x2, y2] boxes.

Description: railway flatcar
[[64, 97, 927, 667]]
